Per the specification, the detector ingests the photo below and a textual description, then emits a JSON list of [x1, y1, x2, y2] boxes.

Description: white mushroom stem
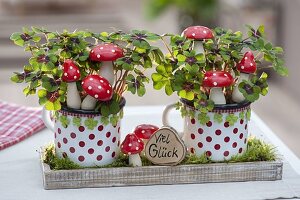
[[98, 62, 115, 85], [66, 82, 81, 109], [194, 41, 205, 55], [129, 153, 142, 167], [232, 73, 250, 103], [81, 95, 97, 110], [209, 87, 226, 105]]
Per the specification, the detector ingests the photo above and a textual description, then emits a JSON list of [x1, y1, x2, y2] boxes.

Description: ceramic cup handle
[[162, 103, 184, 137], [42, 107, 55, 132]]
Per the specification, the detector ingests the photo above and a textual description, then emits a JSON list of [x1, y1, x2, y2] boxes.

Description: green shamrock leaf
[[84, 118, 98, 130], [246, 109, 251, 121], [214, 113, 223, 123], [197, 113, 210, 125], [225, 114, 238, 126], [59, 115, 70, 128], [239, 111, 245, 120], [72, 117, 81, 127]]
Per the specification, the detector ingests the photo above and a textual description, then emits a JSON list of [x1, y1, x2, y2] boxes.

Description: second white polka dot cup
[[163, 101, 251, 161], [42, 99, 125, 167]]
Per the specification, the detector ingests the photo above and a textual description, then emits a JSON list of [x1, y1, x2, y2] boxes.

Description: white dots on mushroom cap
[[100, 80, 104, 83], [88, 86, 92, 90], [98, 86, 102, 89], [112, 49, 116, 53], [241, 66, 245, 69], [64, 73, 68, 76], [97, 54, 100, 58], [135, 147, 139, 150], [141, 130, 145, 134], [90, 78, 94, 81], [129, 143, 132, 147], [138, 139, 141, 143], [213, 73, 216, 76], [91, 50, 94, 53], [192, 33, 196, 36], [100, 47, 104, 50], [245, 57, 248, 60], [77, 70, 80, 73], [250, 63, 253, 66], [224, 74, 228, 77], [204, 77, 208, 80], [107, 90, 110, 94], [94, 94, 98, 98], [203, 30, 207, 34], [81, 81, 84, 85], [128, 152, 131, 155], [213, 82, 218, 86], [74, 76, 77, 79], [114, 45, 118, 48], [70, 66, 73, 70], [105, 44, 108, 46]]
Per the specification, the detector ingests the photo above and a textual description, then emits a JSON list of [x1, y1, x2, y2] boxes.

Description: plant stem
[[160, 36, 175, 60]]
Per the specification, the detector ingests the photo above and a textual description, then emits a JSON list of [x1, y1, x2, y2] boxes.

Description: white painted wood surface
[[0, 106, 300, 200]]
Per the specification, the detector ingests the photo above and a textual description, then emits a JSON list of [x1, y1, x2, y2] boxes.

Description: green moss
[[43, 137, 278, 170]]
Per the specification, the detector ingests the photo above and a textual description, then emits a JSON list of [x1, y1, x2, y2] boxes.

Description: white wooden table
[[0, 106, 300, 200]]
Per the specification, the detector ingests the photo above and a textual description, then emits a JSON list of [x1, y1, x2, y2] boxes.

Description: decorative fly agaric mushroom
[[134, 124, 159, 144], [89, 43, 124, 85], [203, 71, 234, 105], [80, 74, 113, 110], [232, 51, 257, 103], [182, 26, 213, 55], [120, 133, 144, 167], [61, 59, 81, 109]]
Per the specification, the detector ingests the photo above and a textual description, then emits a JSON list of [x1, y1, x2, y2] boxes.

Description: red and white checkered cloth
[[0, 101, 45, 150]]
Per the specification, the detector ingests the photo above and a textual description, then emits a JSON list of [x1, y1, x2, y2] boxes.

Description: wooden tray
[[41, 158, 283, 190]]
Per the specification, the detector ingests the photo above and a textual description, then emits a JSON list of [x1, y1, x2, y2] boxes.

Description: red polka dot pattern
[[239, 148, 243, 153], [112, 152, 116, 158], [224, 137, 230, 143], [70, 132, 76, 139], [105, 146, 110, 152], [79, 141, 85, 147], [191, 118, 196, 124], [215, 129, 221, 135], [98, 125, 104, 131], [88, 148, 94, 154], [106, 132, 111, 138], [206, 121, 212, 127], [70, 147, 75, 153], [57, 128, 61, 134], [214, 144, 220, 150], [57, 142, 61, 148], [79, 126, 85, 132], [63, 138, 68, 144], [206, 136, 212, 142], [191, 133, 195, 139], [97, 140, 103, 146], [89, 134, 95, 140], [184, 110, 249, 161], [198, 128, 204, 134], [97, 155, 103, 161], [62, 152, 67, 158], [112, 137, 117, 143], [78, 156, 85, 162]]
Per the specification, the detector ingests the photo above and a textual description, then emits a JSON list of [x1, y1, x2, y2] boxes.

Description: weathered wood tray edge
[[40, 153, 283, 190]]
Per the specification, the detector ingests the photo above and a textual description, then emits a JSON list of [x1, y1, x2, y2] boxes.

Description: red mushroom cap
[[81, 74, 113, 101], [182, 26, 213, 41], [134, 124, 159, 140], [203, 71, 234, 88], [89, 43, 124, 62], [237, 51, 257, 74], [62, 59, 80, 82], [120, 133, 144, 155]]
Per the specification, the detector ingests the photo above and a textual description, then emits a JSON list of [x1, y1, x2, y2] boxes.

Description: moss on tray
[[42, 137, 279, 170]]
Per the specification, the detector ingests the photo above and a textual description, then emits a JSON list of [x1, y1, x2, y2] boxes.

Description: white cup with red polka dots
[[42, 99, 125, 167], [163, 100, 251, 161]]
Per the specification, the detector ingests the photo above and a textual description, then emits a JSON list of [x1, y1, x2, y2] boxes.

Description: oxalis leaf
[[197, 113, 210, 125], [84, 118, 98, 130], [72, 117, 81, 127], [214, 113, 223, 123], [225, 114, 238, 126]]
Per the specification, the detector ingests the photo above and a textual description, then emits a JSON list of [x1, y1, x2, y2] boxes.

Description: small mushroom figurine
[[203, 71, 234, 104], [120, 133, 144, 167], [61, 59, 81, 109], [80, 74, 113, 110], [232, 51, 257, 103], [134, 124, 159, 144], [182, 26, 213, 55], [89, 43, 124, 85]]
